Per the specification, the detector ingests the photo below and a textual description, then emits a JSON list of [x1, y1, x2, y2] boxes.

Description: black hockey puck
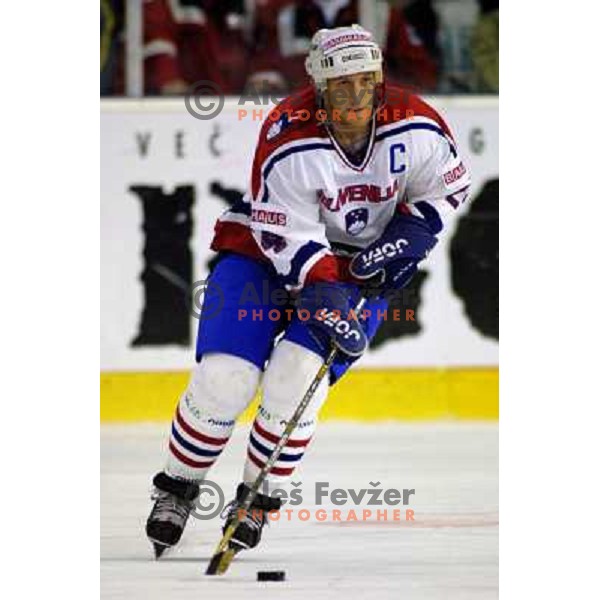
[[257, 571, 286, 582]]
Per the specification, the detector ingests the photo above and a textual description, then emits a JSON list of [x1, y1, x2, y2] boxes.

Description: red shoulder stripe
[[250, 86, 325, 200]]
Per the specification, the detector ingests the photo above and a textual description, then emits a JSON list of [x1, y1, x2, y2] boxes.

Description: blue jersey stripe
[[260, 125, 456, 203], [260, 142, 333, 202], [376, 122, 457, 157]]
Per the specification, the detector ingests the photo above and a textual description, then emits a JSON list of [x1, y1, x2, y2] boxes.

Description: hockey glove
[[297, 282, 367, 357], [349, 213, 437, 289]]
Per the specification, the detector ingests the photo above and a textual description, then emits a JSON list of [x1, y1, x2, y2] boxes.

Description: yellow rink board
[[100, 368, 498, 422]]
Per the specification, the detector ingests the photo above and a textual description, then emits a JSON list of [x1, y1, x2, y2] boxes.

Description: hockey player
[[146, 24, 470, 558]]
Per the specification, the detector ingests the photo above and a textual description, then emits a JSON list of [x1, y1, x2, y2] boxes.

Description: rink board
[[101, 97, 498, 424], [101, 97, 499, 373], [100, 367, 498, 422]]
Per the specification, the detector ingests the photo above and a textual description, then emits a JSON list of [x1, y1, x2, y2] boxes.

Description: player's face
[[325, 71, 377, 130]]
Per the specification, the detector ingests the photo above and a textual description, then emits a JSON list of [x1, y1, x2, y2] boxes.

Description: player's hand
[[350, 213, 437, 289], [297, 283, 367, 357]]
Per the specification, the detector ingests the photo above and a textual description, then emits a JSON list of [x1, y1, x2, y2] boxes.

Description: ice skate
[[146, 472, 199, 558], [221, 483, 282, 552]]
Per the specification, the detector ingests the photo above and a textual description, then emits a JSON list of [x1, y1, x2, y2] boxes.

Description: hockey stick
[[205, 296, 369, 576]]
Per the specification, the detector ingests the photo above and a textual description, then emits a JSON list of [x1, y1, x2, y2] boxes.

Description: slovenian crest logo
[[345, 208, 369, 236]]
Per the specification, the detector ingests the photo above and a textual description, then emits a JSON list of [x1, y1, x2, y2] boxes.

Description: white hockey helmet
[[305, 24, 383, 91]]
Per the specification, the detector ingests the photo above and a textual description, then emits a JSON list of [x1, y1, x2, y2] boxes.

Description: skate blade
[[150, 541, 170, 559]]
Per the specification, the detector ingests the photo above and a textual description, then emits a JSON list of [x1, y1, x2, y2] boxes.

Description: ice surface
[[101, 422, 498, 599]]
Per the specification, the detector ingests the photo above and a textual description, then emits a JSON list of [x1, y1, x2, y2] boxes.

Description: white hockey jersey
[[211, 86, 470, 290]]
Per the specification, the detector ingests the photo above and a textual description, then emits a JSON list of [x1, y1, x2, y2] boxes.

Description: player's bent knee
[[186, 353, 260, 418], [261, 340, 329, 420]]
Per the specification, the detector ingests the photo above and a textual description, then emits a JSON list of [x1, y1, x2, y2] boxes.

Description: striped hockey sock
[[165, 393, 235, 481], [243, 411, 314, 493]]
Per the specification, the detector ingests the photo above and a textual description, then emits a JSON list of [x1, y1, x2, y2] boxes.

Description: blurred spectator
[[471, 0, 498, 93], [247, 0, 439, 94], [403, 0, 440, 64], [103, 0, 497, 97], [144, 0, 250, 95], [101, 0, 124, 95], [433, 0, 479, 92]]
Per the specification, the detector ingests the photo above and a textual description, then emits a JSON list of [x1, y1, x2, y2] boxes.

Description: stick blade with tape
[[205, 548, 237, 575], [205, 552, 223, 576]]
